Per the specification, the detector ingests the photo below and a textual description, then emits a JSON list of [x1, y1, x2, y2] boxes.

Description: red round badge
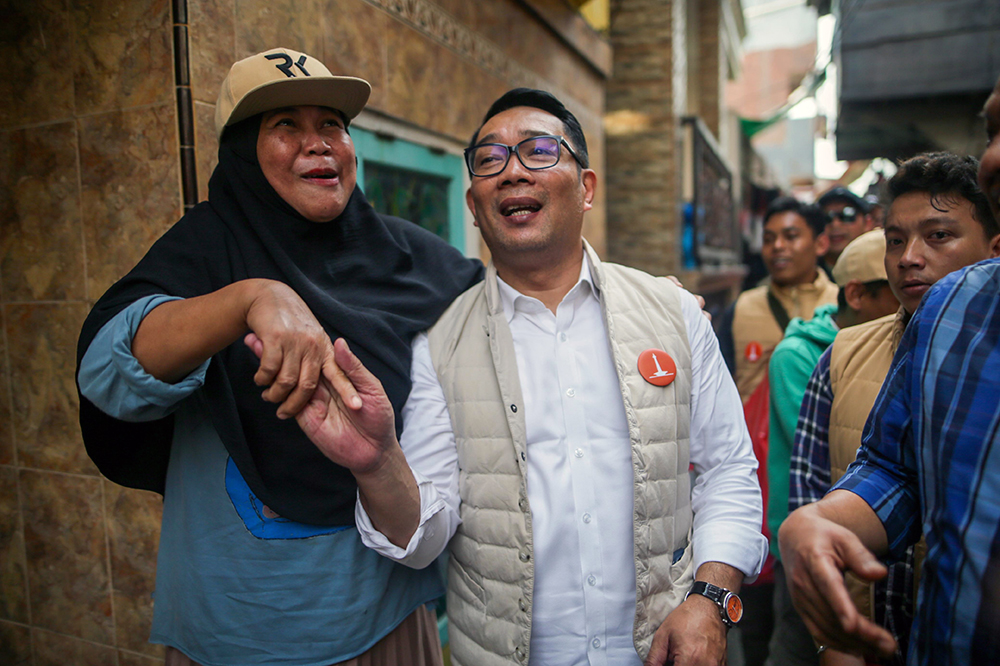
[[637, 349, 677, 387], [745, 341, 763, 363]]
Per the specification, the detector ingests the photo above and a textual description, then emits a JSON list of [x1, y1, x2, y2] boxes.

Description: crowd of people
[[72, 45, 1000, 666]]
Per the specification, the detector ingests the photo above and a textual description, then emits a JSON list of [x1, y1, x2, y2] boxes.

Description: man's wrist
[[686, 580, 743, 628]]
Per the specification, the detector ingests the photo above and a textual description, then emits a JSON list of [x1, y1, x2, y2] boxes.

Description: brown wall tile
[[0, 123, 85, 302], [106, 483, 161, 656], [0, 620, 31, 665], [235, 0, 324, 62], [194, 101, 218, 203], [79, 104, 182, 300], [0, 308, 12, 466], [321, 0, 389, 110], [21, 470, 112, 644], [189, 0, 237, 104], [33, 628, 117, 665], [0, 467, 28, 623], [0, 0, 75, 129], [385, 20, 504, 142], [72, 0, 174, 115], [7, 304, 94, 474]]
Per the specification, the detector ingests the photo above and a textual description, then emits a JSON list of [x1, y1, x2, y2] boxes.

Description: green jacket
[[766, 303, 839, 558]]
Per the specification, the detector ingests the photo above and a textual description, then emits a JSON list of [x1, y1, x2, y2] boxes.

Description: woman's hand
[[242, 280, 338, 419]]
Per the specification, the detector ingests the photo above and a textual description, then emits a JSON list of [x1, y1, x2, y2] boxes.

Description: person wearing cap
[[786, 151, 1000, 665], [299, 88, 768, 666], [762, 229, 897, 666], [714, 196, 836, 666], [75, 48, 482, 665], [817, 187, 876, 272]]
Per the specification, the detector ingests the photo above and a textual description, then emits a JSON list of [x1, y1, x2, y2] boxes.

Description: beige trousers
[[164, 605, 444, 666]]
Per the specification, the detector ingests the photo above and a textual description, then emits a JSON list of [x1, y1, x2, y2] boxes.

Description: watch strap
[[686, 581, 743, 627]]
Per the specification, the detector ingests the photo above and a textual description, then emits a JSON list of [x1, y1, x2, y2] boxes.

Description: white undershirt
[[357, 257, 767, 665]]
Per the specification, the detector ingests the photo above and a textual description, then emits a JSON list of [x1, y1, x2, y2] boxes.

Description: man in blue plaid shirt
[[779, 75, 1000, 666]]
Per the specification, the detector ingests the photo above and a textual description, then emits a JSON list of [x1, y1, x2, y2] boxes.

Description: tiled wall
[[0, 1, 607, 663]]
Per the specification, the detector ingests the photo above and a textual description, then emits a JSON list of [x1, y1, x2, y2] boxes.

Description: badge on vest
[[638, 348, 676, 386], [745, 341, 763, 363]]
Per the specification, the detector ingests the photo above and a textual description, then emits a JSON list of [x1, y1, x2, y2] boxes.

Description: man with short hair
[[716, 196, 837, 665], [817, 187, 876, 270], [302, 88, 768, 666], [764, 229, 898, 666], [779, 74, 1000, 666], [789, 152, 999, 665]]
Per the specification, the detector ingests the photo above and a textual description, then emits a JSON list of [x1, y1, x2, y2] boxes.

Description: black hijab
[[77, 115, 483, 526]]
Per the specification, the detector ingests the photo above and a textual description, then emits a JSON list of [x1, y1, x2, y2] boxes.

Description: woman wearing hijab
[[76, 48, 482, 666]]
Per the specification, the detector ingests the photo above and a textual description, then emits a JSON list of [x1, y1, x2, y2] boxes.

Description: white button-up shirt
[[358, 257, 767, 665]]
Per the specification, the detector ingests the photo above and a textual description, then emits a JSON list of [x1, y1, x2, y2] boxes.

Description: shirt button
[[519, 551, 530, 562], [515, 646, 526, 660], [518, 497, 528, 511], [519, 598, 527, 611], [582, 512, 592, 524], [560, 332, 568, 342], [566, 388, 576, 398], [592, 637, 601, 649], [587, 574, 597, 586], [574, 448, 584, 458]]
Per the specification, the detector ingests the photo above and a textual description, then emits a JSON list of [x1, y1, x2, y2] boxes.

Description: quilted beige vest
[[828, 308, 907, 620], [828, 309, 906, 484], [427, 242, 694, 665], [732, 272, 838, 403]]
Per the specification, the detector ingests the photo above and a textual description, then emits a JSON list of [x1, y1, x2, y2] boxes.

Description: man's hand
[[243, 280, 339, 419], [646, 562, 742, 666], [256, 336, 420, 547], [778, 501, 897, 658], [292, 338, 396, 473], [645, 594, 727, 666], [666, 275, 711, 321]]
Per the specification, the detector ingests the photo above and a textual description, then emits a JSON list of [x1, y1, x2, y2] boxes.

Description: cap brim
[[224, 76, 371, 133]]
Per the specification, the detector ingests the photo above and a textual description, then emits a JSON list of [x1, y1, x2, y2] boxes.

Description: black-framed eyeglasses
[[464, 135, 583, 177], [829, 206, 859, 223]]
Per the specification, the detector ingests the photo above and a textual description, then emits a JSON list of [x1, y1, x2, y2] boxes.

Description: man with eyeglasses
[[298, 88, 767, 666], [817, 187, 876, 272]]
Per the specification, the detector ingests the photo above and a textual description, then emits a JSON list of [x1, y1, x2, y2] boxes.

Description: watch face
[[725, 594, 743, 624]]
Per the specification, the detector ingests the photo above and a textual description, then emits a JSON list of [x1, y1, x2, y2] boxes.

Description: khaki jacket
[[828, 308, 909, 620], [732, 272, 838, 402], [427, 242, 694, 665]]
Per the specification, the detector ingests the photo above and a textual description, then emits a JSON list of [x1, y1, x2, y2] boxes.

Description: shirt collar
[[496, 254, 598, 324]]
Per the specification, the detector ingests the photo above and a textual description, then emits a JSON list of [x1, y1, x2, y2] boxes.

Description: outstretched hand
[[779, 504, 897, 658]]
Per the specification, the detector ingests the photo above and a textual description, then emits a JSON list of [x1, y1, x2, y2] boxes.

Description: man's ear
[[814, 231, 831, 258], [988, 232, 1000, 258], [581, 169, 597, 212], [466, 188, 478, 227], [844, 280, 865, 311]]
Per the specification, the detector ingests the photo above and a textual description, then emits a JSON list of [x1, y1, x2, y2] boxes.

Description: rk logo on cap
[[638, 349, 676, 387]]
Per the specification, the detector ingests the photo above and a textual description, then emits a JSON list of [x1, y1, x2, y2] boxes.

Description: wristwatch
[[685, 581, 743, 628]]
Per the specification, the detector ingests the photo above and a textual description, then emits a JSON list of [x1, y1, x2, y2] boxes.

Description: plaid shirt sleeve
[[833, 317, 922, 560], [788, 347, 834, 512]]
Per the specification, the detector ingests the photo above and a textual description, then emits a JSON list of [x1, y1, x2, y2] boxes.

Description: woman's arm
[[132, 278, 343, 419]]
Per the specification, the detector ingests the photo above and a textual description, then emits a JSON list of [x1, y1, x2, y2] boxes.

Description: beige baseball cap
[[832, 228, 888, 286], [214, 47, 371, 138]]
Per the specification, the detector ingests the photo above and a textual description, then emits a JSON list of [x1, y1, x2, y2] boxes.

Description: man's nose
[[899, 239, 924, 267], [500, 150, 534, 184]]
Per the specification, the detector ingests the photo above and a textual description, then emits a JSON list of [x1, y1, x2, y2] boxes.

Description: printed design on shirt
[[225, 457, 348, 539], [744, 341, 763, 363], [637, 348, 677, 387]]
